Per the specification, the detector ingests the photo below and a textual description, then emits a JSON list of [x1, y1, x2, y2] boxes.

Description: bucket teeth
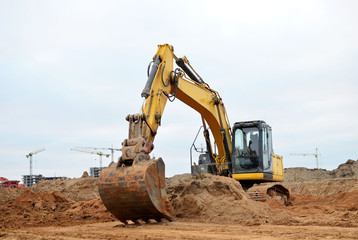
[[119, 218, 163, 225]]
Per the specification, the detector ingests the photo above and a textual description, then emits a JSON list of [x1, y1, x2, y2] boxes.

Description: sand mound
[[0, 190, 115, 229], [0, 177, 114, 228], [1, 174, 292, 228], [11, 189, 67, 207], [267, 188, 358, 227], [326, 188, 358, 211], [167, 174, 291, 225], [2, 165, 357, 229], [0, 188, 24, 205], [31, 177, 99, 202], [284, 159, 358, 182], [283, 159, 358, 196], [284, 178, 358, 195]]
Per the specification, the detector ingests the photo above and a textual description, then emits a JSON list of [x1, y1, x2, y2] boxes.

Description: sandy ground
[[1, 160, 358, 239], [1, 221, 358, 240]]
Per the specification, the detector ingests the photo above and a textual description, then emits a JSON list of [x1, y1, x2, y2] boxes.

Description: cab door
[[262, 127, 273, 173]]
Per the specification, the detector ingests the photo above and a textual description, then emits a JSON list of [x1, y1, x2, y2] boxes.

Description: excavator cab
[[231, 120, 284, 189], [193, 120, 288, 202], [193, 120, 284, 187]]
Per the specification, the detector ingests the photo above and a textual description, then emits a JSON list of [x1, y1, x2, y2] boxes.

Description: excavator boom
[[99, 44, 234, 222], [98, 44, 288, 222]]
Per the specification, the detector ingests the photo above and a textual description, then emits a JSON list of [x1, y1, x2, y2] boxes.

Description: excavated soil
[[284, 159, 358, 182], [31, 176, 99, 202], [0, 174, 290, 229], [0, 160, 358, 239], [0, 188, 24, 205], [266, 189, 358, 228], [0, 190, 115, 229], [283, 178, 358, 195], [167, 174, 290, 225]]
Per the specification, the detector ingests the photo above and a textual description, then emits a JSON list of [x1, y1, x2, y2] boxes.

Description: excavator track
[[247, 184, 290, 205], [98, 158, 174, 223]]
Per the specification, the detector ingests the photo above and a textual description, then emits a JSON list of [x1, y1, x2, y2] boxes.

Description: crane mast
[[26, 148, 45, 187]]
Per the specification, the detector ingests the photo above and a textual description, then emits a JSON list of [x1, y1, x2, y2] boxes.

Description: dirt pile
[[283, 178, 358, 195], [1, 174, 293, 228], [167, 174, 291, 225], [267, 188, 358, 227], [1, 167, 357, 229], [0, 188, 24, 205], [283, 159, 358, 195], [284, 159, 358, 182], [31, 177, 99, 201], [0, 189, 115, 229], [334, 159, 358, 178]]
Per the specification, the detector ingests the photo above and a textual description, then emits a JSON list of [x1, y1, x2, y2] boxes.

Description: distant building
[[22, 174, 43, 187], [1, 177, 27, 188], [0, 176, 20, 188], [90, 167, 103, 178], [22, 174, 67, 187], [1, 180, 20, 188], [42, 176, 67, 181]]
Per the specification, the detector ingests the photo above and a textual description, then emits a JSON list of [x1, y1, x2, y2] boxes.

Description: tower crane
[[26, 148, 45, 187], [290, 147, 321, 169], [70, 148, 110, 169], [75, 146, 121, 163]]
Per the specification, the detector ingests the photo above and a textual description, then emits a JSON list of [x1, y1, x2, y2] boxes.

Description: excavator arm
[[98, 44, 233, 222], [141, 44, 232, 171]]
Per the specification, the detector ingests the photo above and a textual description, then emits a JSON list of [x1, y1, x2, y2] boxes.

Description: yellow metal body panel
[[232, 173, 264, 181], [140, 44, 232, 172], [232, 154, 284, 182], [139, 44, 284, 181], [232, 172, 283, 182], [272, 154, 284, 181], [175, 79, 232, 168], [142, 44, 174, 143]]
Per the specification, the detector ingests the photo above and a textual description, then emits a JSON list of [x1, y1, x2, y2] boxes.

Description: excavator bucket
[[98, 157, 174, 223]]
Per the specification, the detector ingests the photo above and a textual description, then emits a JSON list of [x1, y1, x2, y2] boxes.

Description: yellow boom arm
[[98, 44, 288, 222], [99, 44, 233, 222], [139, 44, 232, 173]]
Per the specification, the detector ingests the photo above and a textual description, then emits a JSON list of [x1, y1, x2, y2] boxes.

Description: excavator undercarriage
[[247, 184, 290, 205]]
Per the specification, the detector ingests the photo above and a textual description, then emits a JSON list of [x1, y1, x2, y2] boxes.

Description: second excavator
[[98, 44, 289, 223]]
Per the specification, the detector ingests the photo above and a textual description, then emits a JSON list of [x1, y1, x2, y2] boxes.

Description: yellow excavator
[[98, 44, 289, 223]]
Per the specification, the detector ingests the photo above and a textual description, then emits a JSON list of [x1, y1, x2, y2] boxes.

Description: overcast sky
[[1, 0, 357, 182]]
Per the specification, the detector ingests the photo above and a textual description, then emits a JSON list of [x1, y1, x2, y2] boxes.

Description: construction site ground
[[1, 159, 358, 240]]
